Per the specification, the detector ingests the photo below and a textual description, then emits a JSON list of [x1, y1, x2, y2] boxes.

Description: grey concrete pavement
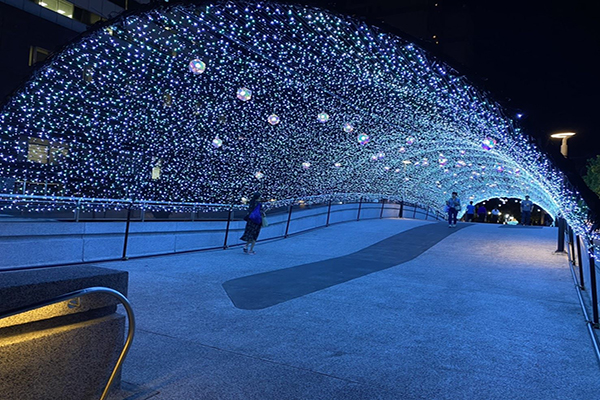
[[102, 218, 600, 400]]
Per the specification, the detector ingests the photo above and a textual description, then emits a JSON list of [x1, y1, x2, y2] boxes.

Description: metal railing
[[0, 193, 446, 222], [0, 287, 135, 400], [563, 221, 600, 365], [0, 193, 446, 269]]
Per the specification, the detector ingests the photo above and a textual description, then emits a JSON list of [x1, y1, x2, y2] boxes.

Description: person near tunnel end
[[521, 195, 533, 226], [446, 192, 461, 228], [465, 201, 475, 222], [477, 204, 487, 222]]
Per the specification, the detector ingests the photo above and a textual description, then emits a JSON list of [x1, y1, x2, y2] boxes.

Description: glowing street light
[[550, 132, 576, 158]]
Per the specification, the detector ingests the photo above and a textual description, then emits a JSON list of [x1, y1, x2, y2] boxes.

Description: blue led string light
[[0, 1, 595, 246]]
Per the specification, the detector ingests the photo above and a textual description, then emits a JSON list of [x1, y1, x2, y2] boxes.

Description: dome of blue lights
[[0, 1, 593, 238]]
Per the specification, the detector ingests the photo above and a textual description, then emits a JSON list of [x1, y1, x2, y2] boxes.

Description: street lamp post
[[550, 132, 576, 158]]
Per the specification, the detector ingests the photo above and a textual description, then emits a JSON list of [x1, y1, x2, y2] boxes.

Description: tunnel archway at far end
[[0, 1, 596, 240]]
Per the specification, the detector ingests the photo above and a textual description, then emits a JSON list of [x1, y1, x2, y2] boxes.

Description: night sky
[[470, 1, 599, 172]]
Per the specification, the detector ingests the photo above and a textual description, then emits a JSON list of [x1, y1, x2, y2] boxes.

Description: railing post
[[284, 203, 293, 238], [589, 242, 599, 328], [379, 199, 386, 219], [357, 197, 363, 221], [412, 204, 417, 219], [568, 226, 575, 262], [576, 234, 585, 289], [326, 200, 332, 227], [140, 201, 145, 222], [399, 201, 404, 218], [425, 207, 429, 220], [556, 217, 566, 253], [74, 198, 81, 222], [122, 203, 132, 260], [223, 206, 233, 249]]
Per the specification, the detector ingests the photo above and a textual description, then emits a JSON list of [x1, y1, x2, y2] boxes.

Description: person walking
[[241, 192, 263, 254], [477, 204, 487, 222], [465, 201, 475, 222], [521, 195, 533, 226], [491, 208, 500, 223], [446, 192, 461, 227]]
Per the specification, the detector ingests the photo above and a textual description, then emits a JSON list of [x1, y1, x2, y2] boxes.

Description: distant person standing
[[446, 192, 461, 228], [521, 195, 533, 225], [465, 201, 475, 222], [477, 205, 487, 222], [491, 208, 500, 223]]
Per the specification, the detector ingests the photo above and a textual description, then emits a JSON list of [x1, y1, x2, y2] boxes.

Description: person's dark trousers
[[522, 211, 531, 225], [478, 214, 486, 222], [448, 208, 458, 225], [466, 213, 474, 222], [491, 215, 498, 223]]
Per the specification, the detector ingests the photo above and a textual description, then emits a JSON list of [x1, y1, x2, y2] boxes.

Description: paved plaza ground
[[102, 218, 600, 400]]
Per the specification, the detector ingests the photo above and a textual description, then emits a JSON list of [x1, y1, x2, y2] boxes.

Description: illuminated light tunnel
[[0, 1, 595, 240]]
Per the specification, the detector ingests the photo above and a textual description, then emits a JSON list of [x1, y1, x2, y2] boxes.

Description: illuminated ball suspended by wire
[[268, 114, 280, 125], [357, 133, 369, 145], [237, 88, 252, 101], [482, 137, 497, 151], [188, 59, 206, 74], [302, 162, 311, 169], [317, 113, 329, 123], [254, 171, 264, 179], [334, 162, 341, 168], [406, 136, 415, 145], [343, 123, 354, 133]]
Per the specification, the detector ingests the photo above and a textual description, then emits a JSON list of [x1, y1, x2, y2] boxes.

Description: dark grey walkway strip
[[223, 222, 471, 310]]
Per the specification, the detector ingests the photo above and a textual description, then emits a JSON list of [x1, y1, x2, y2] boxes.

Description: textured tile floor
[[102, 218, 600, 400]]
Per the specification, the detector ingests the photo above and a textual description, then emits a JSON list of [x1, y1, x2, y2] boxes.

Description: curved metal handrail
[[0, 287, 135, 400]]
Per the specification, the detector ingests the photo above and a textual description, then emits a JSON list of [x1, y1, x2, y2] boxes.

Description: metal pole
[[223, 206, 232, 249], [425, 207, 429, 220], [568, 226, 575, 262], [576, 234, 585, 289], [556, 217, 565, 253], [379, 199, 386, 219], [326, 200, 332, 227], [399, 201, 404, 218], [284, 203, 293, 238], [140, 202, 145, 222], [357, 197, 363, 221], [589, 242, 599, 328], [122, 204, 132, 260], [74, 198, 81, 222], [412, 205, 417, 219]]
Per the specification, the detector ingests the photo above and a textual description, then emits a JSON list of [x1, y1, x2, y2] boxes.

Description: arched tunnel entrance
[[0, 0, 596, 243]]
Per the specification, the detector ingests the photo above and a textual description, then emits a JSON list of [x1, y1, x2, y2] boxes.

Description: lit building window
[[27, 138, 68, 165], [36, 0, 74, 19], [152, 159, 162, 180], [29, 46, 50, 66]]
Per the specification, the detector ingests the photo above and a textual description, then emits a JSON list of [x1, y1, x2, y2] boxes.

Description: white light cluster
[[0, 1, 594, 244]]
